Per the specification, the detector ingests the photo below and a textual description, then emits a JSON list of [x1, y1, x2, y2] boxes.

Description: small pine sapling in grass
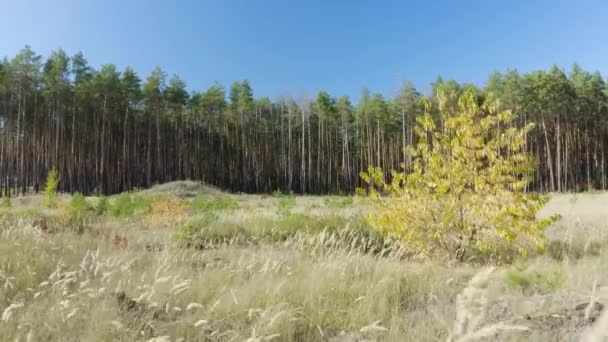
[[66, 192, 92, 220], [95, 196, 109, 215], [109, 193, 154, 217], [360, 90, 559, 262], [43, 167, 60, 208]]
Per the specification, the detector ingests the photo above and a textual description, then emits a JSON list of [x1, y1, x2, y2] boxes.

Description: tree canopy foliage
[[0, 46, 607, 195]]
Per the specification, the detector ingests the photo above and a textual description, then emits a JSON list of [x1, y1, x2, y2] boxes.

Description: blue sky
[[2, 0, 607, 101]]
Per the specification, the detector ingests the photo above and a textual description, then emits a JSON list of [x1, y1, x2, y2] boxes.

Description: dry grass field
[[1, 181, 608, 341]]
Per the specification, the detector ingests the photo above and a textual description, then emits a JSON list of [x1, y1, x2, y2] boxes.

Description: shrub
[[109, 193, 132, 217], [109, 194, 154, 217], [54, 193, 94, 233], [43, 168, 60, 208], [174, 213, 220, 242], [191, 195, 237, 211], [361, 90, 559, 261], [143, 196, 188, 226], [95, 196, 109, 215], [65, 193, 92, 220]]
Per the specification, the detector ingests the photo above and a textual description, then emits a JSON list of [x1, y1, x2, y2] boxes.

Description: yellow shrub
[[361, 90, 559, 261], [143, 197, 188, 227]]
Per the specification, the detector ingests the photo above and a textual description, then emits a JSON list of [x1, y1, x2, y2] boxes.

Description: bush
[[95, 196, 109, 215], [43, 168, 60, 208], [191, 195, 237, 211], [109, 194, 154, 217], [143, 196, 188, 226], [65, 193, 92, 220], [361, 90, 559, 262], [174, 212, 221, 242], [55, 193, 94, 233]]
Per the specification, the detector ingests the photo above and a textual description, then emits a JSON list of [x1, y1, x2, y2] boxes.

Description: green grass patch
[[109, 193, 155, 217], [0, 197, 11, 209], [174, 212, 393, 256], [504, 262, 564, 294], [190, 195, 237, 211], [173, 212, 220, 242], [66, 193, 92, 218], [273, 191, 296, 217], [95, 196, 110, 215], [324, 197, 354, 208]]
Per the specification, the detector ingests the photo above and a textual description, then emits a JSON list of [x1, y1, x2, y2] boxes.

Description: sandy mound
[[138, 180, 224, 197]]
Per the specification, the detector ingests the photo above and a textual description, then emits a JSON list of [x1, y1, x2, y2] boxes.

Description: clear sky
[[2, 0, 607, 101]]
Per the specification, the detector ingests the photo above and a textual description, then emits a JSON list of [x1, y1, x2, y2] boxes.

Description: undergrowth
[[109, 193, 155, 217], [0, 187, 604, 341], [190, 195, 237, 211]]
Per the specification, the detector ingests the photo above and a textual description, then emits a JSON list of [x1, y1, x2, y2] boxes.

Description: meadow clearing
[[0, 181, 607, 341]]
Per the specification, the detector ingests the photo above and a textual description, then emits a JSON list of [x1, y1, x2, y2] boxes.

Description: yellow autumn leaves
[[361, 90, 559, 261]]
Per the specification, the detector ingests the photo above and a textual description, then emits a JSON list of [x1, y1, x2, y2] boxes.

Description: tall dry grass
[[1, 185, 608, 341]]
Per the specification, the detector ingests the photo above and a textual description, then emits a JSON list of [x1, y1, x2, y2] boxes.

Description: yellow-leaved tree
[[360, 90, 558, 262]]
